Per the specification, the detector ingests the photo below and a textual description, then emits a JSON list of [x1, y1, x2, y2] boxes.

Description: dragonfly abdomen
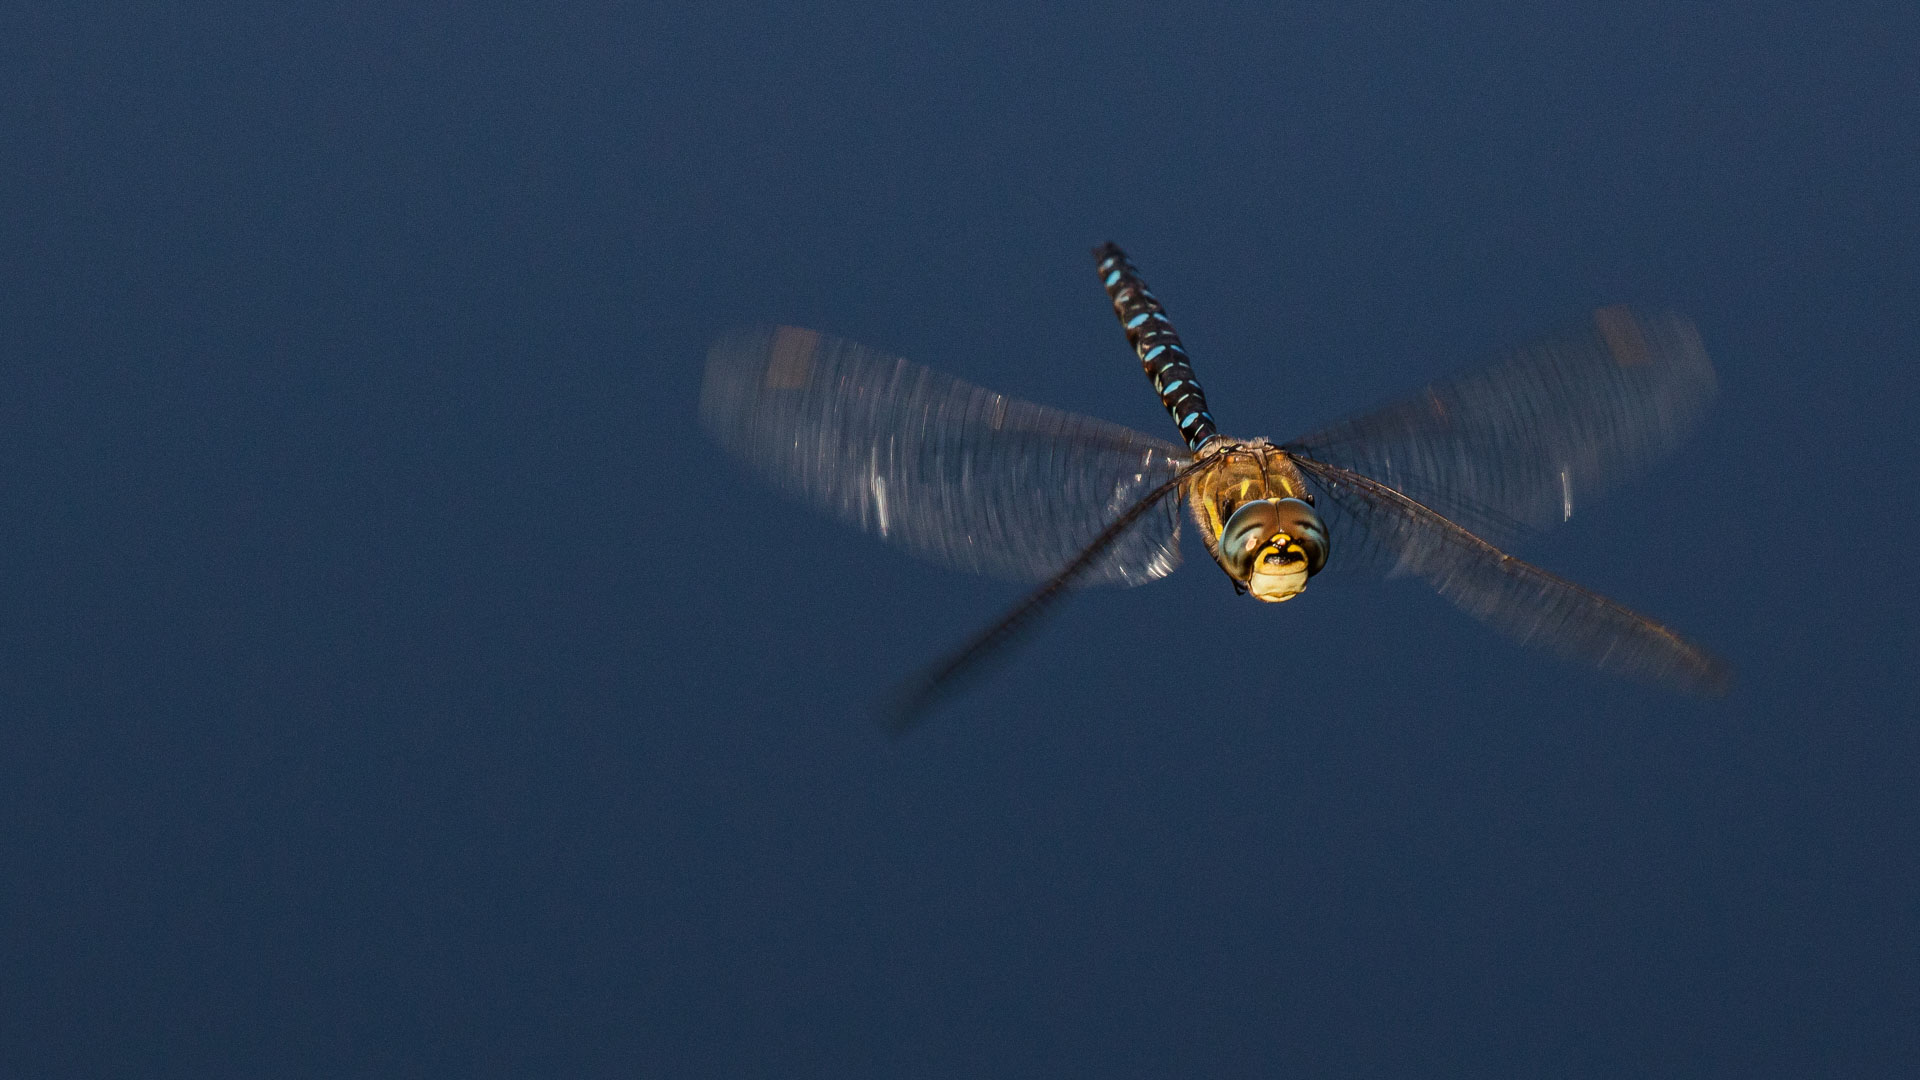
[[1094, 243, 1220, 452]]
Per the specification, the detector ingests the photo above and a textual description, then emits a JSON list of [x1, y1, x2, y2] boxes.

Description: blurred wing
[[1285, 307, 1716, 548], [1292, 455, 1730, 694], [700, 327, 1189, 586], [885, 458, 1211, 732]]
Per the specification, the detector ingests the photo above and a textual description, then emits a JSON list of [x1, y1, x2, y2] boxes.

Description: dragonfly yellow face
[[699, 242, 1727, 729], [1185, 441, 1329, 601]]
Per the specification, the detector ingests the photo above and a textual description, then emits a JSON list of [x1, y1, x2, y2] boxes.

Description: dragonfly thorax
[[1186, 441, 1328, 601]]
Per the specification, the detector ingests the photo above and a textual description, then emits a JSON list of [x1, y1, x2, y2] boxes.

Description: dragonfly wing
[[701, 327, 1189, 586], [886, 459, 1210, 731], [1285, 307, 1716, 549], [1292, 456, 1729, 694]]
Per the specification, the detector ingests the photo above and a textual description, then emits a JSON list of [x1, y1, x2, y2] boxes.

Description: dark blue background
[[4, 3, 1915, 1075]]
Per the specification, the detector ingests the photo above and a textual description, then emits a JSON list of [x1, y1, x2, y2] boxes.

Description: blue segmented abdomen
[[1093, 243, 1220, 452]]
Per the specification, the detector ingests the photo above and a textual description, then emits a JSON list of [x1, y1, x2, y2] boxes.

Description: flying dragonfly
[[701, 244, 1728, 729]]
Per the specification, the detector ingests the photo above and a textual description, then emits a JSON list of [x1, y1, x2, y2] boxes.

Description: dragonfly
[[701, 244, 1727, 729]]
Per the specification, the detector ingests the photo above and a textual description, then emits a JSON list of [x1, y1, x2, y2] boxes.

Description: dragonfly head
[[1221, 498, 1329, 602]]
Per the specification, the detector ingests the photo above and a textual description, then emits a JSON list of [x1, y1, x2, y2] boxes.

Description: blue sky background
[[3, 2, 1916, 1075]]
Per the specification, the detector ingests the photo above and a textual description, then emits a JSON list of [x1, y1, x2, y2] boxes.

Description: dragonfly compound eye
[[1220, 498, 1328, 603], [1270, 498, 1328, 577], [1220, 497, 1330, 592]]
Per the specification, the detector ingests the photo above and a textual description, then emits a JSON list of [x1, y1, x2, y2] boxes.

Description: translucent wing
[[1292, 455, 1730, 694], [700, 327, 1188, 585], [1285, 307, 1716, 549], [885, 460, 1211, 732]]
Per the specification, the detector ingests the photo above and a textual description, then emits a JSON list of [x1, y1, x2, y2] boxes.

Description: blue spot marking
[[1144, 345, 1166, 362], [1163, 380, 1185, 394], [1104, 270, 1122, 286], [1126, 313, 1150, 329], [1180, 412, 1198, 427]]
